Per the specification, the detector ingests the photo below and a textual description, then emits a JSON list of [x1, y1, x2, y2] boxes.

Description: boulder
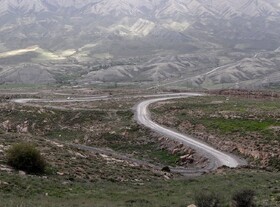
[[180, 155, 194, 164], [2, 120, 12, 132]]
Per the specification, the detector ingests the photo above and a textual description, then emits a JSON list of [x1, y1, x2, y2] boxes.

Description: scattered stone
[[19, 171, 26, 176], [16, 125, 28, 133], [0, 181, 9, 185], [180, 155, 194, 164], [2, 120, 12, 132], [172, 148, 180, 154], [163, 175, 170, 180], [0, 165, 13, 173], [75, 152, 87, 158]]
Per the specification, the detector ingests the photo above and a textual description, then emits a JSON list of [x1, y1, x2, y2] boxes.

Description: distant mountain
[[0, 0, 279, 17], [190, 49, 280, 89], [0, 0, 280, 89]]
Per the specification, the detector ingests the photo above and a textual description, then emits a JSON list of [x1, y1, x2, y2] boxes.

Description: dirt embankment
[[152, 90, 280, 170]]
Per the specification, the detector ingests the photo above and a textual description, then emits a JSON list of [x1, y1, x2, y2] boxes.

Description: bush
[[232, 189, 256, 207], [195, 191, 222, 207], [268, 157, 280, 170], [6, 143, 46, 174]]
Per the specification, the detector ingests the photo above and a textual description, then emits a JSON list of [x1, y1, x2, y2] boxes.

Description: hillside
[[0, 0, 279, 88]]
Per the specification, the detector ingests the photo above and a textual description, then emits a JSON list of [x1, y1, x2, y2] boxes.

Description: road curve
[[11, 92, 243, 171], [135, 93, 241, 169]]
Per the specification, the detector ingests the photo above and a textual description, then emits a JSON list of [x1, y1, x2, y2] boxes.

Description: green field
[[1, 170, 280, 207]]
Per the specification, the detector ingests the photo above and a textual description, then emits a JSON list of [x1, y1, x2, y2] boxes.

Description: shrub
[[268, 157, 280, 170], [195, 191, 222, 207], [232, 189, 256, 207], [6, 143, 46, 174], [161, 166, 171, 172]]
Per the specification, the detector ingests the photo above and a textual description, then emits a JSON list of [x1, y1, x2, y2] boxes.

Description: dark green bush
[[232, 189, 256, 207], [195, 191, 222, 207], [268, 157, 280, 170], [6, 143, 46, 174]]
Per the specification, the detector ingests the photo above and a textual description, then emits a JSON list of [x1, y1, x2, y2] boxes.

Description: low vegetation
[[0, 169, 279, 206], [0, 89, 279, 207], [195, 191, 221, 207], [194, 189, 257, 207], [232, 189, 256, 207], [6, 142, 46, 174], [151, 93, 280, 169], [0, 102, 181, 167]]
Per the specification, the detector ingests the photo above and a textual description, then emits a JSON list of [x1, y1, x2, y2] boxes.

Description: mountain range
[[0, 0, 280, 89], [1, 0, 279, 17]]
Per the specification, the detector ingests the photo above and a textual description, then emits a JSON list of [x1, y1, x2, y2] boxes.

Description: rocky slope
[[0, 0, 279, 88], [1, 0, 279, 17], [191, 50, 280, 89]]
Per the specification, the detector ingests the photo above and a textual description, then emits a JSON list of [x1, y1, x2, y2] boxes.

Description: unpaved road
[[135, 93, 242, 169], [11, 92, 244, 173]]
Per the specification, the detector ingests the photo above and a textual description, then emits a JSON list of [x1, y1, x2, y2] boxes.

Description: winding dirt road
[[135, 93, 241, 169], [11, 92, 244, 174]]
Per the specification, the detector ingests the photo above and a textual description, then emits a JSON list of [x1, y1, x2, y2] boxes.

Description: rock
[[19, 171, 26, 176], [16, 121, 29, 133], [0, 181, 9, 185], [38, 108, 46, 114], [163, 175, 170, 180], [2, 120, 12, 132], [47, 140, 64, 148], [187, 204, 197, 207], [75, 152, 87, 158], [180, 155, 194, 164], [0, 165, 13, 172], [172, 148, 180, 154], [21, 126, 28, 133]]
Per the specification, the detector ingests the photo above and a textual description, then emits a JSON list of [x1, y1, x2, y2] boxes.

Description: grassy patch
[[111, 142, 180, 166], [149, 149, 179, 167], [0, 170, 279, 207], [201, 118, 277, 136], [45, 129, 85, 141]]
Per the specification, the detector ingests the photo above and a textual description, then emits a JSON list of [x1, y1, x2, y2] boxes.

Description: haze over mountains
[[0, 0, 280, 89]]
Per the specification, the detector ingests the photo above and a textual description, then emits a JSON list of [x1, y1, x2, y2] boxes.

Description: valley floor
[[0, 88, 279, 206]]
